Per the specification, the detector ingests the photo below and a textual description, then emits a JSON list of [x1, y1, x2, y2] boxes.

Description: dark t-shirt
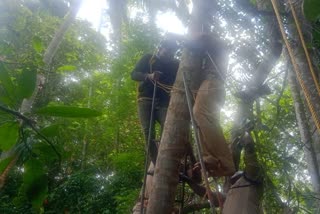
[[131, 54, 179, 107]]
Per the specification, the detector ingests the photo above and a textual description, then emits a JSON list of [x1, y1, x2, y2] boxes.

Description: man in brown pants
[[191, 34, 235, 177]]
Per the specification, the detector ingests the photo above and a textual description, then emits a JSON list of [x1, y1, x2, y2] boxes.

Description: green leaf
[[0, 95, 13, 107], [17, 68, 37, 99], [32, 143, 58, 163], [0, 122, 19, 151], [36, 106, 102, 118], [39, 124, 60, 137], [23, 158, 48, 210], [304, 0, 320, 21], [32, 36, 43, 53], [0, 63, 14, 95], [57, 65, 77, 72]]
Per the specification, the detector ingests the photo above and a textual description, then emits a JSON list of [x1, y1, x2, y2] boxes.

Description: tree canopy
[[0, 0, 320, 213]]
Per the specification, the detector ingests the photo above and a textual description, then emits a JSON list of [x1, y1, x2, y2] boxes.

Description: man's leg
[[193, 78, 235, 177], [156, 106, 168, 137], [138, 99, 157, 164]]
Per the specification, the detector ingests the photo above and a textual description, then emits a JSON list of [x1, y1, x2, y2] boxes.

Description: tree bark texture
[[43, 0, 83, 65], [286, 0, 320, 195], [287, 55, 320, 192], [147, 1, 213, 213], [146, 48, 202, 214], [108, 0, 127, 42]]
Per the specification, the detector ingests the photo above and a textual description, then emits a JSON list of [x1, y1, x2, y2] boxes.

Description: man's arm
[[131, 54, 152, 81]]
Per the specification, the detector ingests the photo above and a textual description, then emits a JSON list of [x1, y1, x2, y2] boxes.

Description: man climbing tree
[[131, 39, 179, 165], [131, 39, 179, 213], [188, 33, 235, 177], [223, 131, 263, 214]]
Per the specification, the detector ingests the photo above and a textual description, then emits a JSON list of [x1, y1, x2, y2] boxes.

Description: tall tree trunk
[[146, 0, 211, 212], [287, 52, 320, 192], [108, 0, 127, 43], [295, 44, 320, 205], [44, 0, 84, 65], [285, 0, 320, 196], [146, 48, 202, 214]]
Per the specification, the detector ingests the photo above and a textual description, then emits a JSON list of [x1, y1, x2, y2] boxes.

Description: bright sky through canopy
[[77, 0, 186, 34], [156, 12, 186, 35], [77, 0, 106, 30]]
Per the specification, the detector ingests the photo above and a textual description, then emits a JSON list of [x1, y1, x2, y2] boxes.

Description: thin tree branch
[[0, 105, 34, 125], [0, 105, 61, 163]]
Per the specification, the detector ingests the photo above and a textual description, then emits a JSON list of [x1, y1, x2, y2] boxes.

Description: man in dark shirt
[[131, 39, 179, 165]]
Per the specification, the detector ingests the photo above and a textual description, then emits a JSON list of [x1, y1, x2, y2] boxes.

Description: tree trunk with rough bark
[[287, 53, 320, 192], [146, 0, 212, 212], [108, 0, 127, 43], [146, 48, 202, 214], [285, 0, 320, 196], [44, 0, 84, 65]]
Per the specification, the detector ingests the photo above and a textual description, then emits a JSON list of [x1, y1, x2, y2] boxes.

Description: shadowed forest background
[[1, 0, 320, 213]]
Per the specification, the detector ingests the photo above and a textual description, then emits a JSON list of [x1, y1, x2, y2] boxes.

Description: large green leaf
[[0, 122, 19, 151], [17, 68, 37, 99], [304, 0, 320, 21], [23, 158, 48, 209], [39, 124, 60, 137], [36, 106, 102, 118], [32, 143, 59, 164], [0, 95, 13, 107], [0, 64, 14, 93], [0, 64, 16, 106]]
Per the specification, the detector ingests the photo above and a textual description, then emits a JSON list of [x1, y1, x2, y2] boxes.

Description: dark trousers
[[138, 99, 167, 164]]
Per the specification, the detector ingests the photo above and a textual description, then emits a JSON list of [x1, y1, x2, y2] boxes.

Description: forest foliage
[[0, 0, 320, 213]]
